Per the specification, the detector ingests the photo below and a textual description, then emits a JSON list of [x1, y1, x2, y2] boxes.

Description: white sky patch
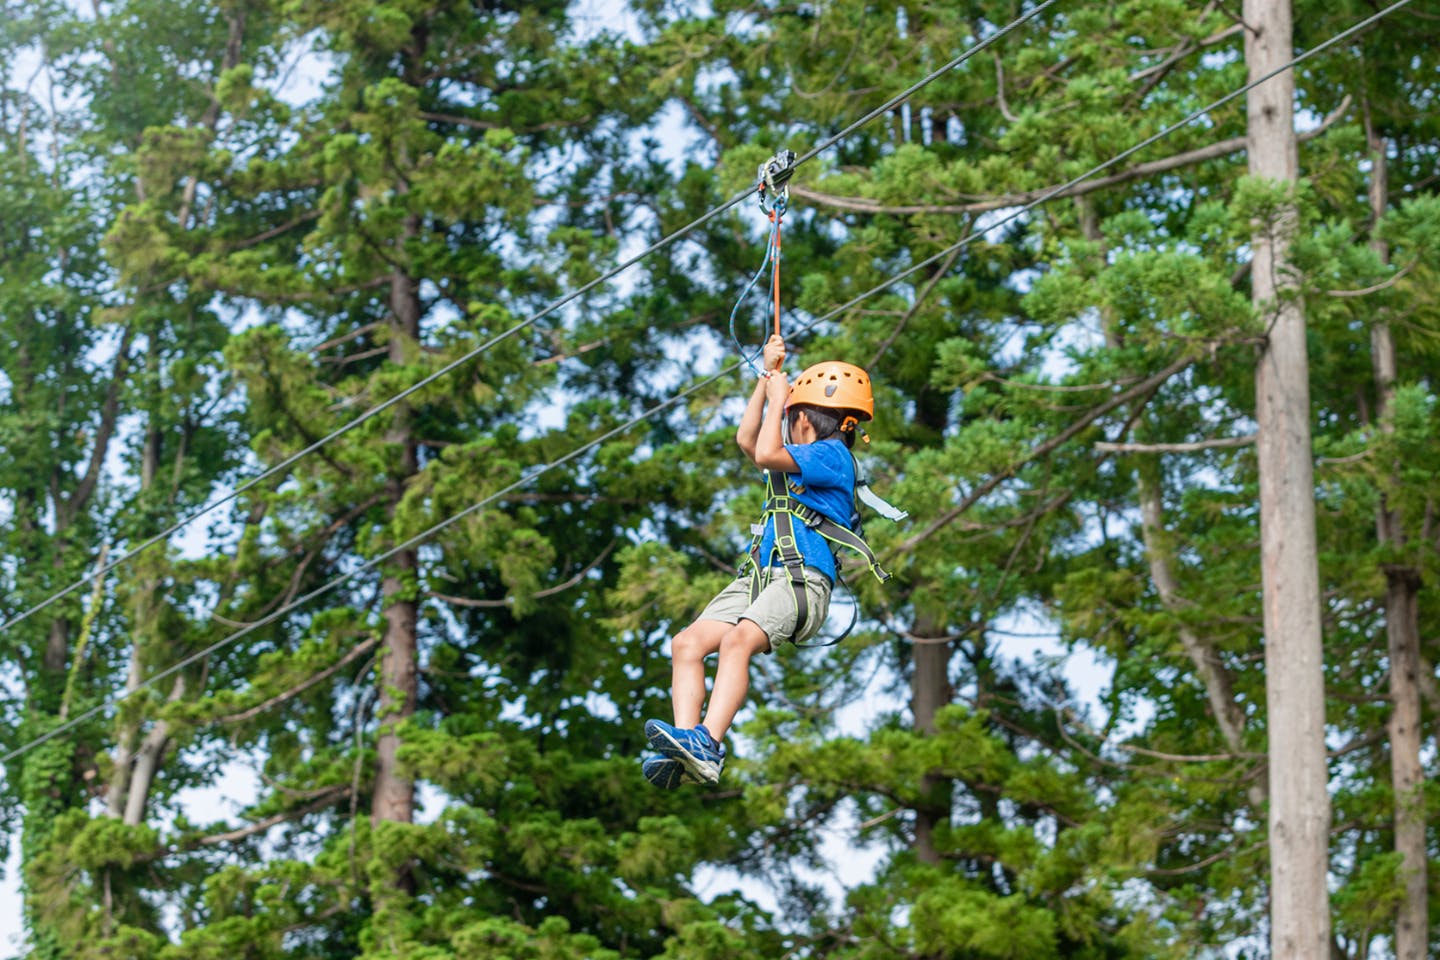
[[163, 750, 264, 830], [570, 0, 648, 43], [694, 799, 889, 923], [0, 840, 18, 959], [270, 34, 334, 108]]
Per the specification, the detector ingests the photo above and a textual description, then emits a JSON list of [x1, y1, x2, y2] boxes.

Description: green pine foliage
[[0, 0, 1437, 957]]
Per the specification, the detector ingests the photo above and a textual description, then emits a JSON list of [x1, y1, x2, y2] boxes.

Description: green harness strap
[[744, 470, 893, 640]]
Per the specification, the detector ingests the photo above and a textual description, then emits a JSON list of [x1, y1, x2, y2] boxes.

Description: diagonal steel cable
[[0, 0, 1060, 640], [4, 0, 1412, 766]]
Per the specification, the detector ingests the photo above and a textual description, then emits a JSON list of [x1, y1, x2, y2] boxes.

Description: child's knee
[[719, 621, 771, 657], [672, 625, 715, 661]]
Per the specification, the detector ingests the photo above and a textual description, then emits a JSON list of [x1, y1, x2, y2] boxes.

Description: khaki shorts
[[698, 567, 833, 651]]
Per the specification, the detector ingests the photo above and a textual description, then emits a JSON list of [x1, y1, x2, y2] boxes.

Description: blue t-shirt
[[755, 437, 856, 584]]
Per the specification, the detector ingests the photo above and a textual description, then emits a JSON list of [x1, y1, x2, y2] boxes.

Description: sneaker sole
[[642, 757, 687, 790], [646, 724, 722, 785]]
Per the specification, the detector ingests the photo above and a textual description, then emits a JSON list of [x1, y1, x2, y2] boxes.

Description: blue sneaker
[[644, 719, 725, 785], [641, 753, 688, 789], [641, 747, 726, 790]]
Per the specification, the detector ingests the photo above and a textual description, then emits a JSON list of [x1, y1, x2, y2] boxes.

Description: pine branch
[[1095, 435, 1255, 454], [188, 784, 351, 847], [894, 353, 1197, 554], [426, 540, 616, 608], [1326, 257, 1417, 297], [217, 636, 381, 725], [790, 97, 1350, 218]]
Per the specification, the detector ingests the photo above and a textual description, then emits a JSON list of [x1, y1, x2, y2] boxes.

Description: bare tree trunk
[[110, 395, 164, 822], [371, 222, 423, 831], [372, 570, 418, 827], [1138, 482, 1259, 794], [105, 641, 144, 818], [910, 614, 952, 864], [1362, 119, 1428, 960], [43, 616, 69, 675], [1077, 199, 1260, 804], [1244, 2, 1332, 956], [123, 677, 185, 826], [1383, 571, 1426, 960]]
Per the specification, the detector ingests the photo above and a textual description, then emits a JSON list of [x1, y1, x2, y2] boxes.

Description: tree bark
[[110, 388, 165, 822], [372, 572, 418, 827], [370, 14, 429, 837], [1362, 119, 1428, 960], [105, 641, 144, 818], [43, 616, 69, 676], [123, 676, 185, 826], [909, 621, 952, 864], [1077, 198, 1260, 804], [1244, 2, 1332, 956], [1383, 570, 1426, 960], [371, 219, 423, 830]]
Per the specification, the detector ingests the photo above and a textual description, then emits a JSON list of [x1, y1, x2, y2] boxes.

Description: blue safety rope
[[728, 194, 786, 375]]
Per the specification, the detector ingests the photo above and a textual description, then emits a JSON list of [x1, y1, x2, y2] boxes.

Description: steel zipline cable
[[0, 0, 1413, 767], [802, 0, 1414, 337], [0, 0, 1060, 641]]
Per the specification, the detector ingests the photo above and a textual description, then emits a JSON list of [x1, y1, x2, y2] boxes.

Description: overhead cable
[[5, 0, 1411, 765], [0, 0, 1059, 640]]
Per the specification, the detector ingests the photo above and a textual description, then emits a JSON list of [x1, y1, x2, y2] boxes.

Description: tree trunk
[[371, 228, 423, 830], [372, 570, 418, 827], [123, 676, 184, 826], [1362, 120, 1428, 960], [1383, 570, 1426, 960], [1077, 198, 1260, 805], [910, 613, 952, 864], [1244, 2, 1332, 955], [105, 641, 144, 818], [43, 616, 69, 676], [1138, 479, 1257, 781]]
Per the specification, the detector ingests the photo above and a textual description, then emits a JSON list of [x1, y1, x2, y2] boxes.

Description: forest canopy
[[0, 1, 1436, 958]]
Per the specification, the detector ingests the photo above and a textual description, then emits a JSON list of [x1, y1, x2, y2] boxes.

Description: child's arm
[[735, 376, 768, 463], [736, 335, 787, 464], [753, 371, 799, 473]]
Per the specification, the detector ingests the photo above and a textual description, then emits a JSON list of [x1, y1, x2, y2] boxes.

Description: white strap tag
[[857, 483, 909, 522]]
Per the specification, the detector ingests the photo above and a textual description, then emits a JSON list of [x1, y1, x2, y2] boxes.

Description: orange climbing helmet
[[787, 360, 874, 422]]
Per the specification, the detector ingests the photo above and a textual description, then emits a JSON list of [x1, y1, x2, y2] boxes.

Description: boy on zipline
[[643, 333, 880, 787]]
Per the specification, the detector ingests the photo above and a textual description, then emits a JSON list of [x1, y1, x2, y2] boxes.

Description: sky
[[0, 2, 1121, 954]]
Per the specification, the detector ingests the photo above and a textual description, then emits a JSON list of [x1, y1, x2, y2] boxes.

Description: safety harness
[[733, 148, 908, 644], [743, 456, 906, 645]]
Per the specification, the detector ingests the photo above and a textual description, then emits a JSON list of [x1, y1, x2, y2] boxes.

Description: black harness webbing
[[744, 469, 892, 641]]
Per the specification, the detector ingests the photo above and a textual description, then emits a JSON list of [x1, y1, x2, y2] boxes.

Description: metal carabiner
[[757, 148, 796, 212]]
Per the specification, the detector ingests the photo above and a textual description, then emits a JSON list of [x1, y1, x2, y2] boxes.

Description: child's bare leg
[[700, 619, 771, 741], [670, 620, 728, 727]]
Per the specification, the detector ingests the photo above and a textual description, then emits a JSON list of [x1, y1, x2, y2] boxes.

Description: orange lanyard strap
[[769, 202, 784, 339]]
